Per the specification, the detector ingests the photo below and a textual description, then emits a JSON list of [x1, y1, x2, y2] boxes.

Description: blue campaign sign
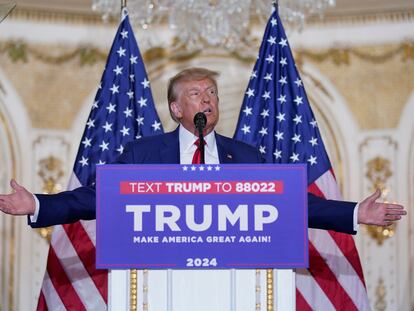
[[96, 164, 308, 269]]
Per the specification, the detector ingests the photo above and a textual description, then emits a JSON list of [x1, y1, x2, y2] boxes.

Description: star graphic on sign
[[117, 145, 124, 154], [120, 29, 128, 39], [106, 103, 116, 113], [294, 96, 303, 106], [267, 36, 276, 45], [308, 155, 317, 165], [309, 137, 318, 146], [86, 118, 95, 128], [276, 112, 286, 122], [199, 166, 205, 171], [279, 76, 287, 85], [191, 166, 196, 171], [243, 106, 252, 116], [275, 131, 284, 141], [117, 47, 126, 57], [271, 17, 277, 26], [141, 78, 150, 88], [127, 90, 134, 99], [273, 149, 282, 159], [207, 166, 213, 171], [265, 54, 275, 63], [136, 116, 144, 125], [120, 126, 130, 136], [280, 57, 287, 66], [99, 141, 110, 152], [250, 70, 257, 79], [277, 94, 286, 104], [294, 78, 303, 87], [264, 73, 272, 82], [290, 153, 299, 162], [310, 119, 318, 128], [130, 55, 138, 64], [293, 115, 302, 124], [182, 166, 188, 171], [152, 120, 161, 131], [259, 127, 268, 136], [262, 91, 271, 100], [138, 97, 147, 107], [110, 84, 119, 94], [215, 165, 221, 171], [124, 107, 133, 118], [261, 109, 269, 118], [291, 133, 301, 143], [279, 38, 288, 47], [246, 88, 255, 97], [79, 156, 89, 166], [102, 122, 113, 132], [113, 65, 123, 75], [82, 137, 92, 148], [241, 124, 250, 134], [259, 145, 266, 154], [92, 100, 99, 109]]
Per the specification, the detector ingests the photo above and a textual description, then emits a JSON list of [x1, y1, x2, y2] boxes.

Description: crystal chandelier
[[92, 0, 335, 51]]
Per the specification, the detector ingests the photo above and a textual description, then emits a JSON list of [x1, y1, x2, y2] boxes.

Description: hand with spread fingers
[[358, 189, 407, 226], [0, 179, 36, 216]]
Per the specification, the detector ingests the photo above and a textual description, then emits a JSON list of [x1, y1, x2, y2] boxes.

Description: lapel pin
[[227, 154, 233, 159]]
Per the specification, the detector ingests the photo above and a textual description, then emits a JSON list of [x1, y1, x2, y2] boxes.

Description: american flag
[[36, 9, 163, 310], [234, 7, 370, 311]]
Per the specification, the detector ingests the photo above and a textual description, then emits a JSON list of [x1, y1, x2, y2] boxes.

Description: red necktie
[[191, 139, 205, 164]]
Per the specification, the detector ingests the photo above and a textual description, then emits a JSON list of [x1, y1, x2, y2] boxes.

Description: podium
[[97, 164, 307, 310]]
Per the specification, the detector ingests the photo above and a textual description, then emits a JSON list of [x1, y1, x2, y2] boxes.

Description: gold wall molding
[[2, 39, 413, 67], [364, 156, 396, 245]]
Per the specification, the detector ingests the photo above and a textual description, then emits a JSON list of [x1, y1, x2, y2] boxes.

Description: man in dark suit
[[0, 68, 407, 232]]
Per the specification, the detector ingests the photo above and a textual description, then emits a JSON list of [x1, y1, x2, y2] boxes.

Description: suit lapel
[[215, 133, 235, 164], [160, 127, 180, 163]]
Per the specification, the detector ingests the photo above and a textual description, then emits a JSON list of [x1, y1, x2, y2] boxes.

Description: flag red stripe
[[328, 231, 366, 284], [63, 222, 108, 301], [308, 241, 358, 311], [296, 288, 313, 311], [36, 292, 48, 311], [46, 247, 86, 311], [310, 180, 366, 285]]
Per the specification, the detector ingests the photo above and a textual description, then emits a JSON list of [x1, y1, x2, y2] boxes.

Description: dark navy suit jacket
[[31, 128, 356, 234]]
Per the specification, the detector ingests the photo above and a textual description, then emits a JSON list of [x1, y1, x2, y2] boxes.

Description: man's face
[[170, 78, 219, 135]]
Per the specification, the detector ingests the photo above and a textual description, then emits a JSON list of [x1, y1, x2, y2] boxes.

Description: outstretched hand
[[358, 189, 407, 226], [0, 179, 36, 216]]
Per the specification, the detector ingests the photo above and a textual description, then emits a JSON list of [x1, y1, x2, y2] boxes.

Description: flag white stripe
[[308, 229, 371, 310], [296, 268, 336, 311], [41, 271, 66, 311], [313, 170, 371, 310], [52, 226, 106, 310]]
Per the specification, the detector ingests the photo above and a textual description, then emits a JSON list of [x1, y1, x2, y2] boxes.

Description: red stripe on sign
[[46, 247, 86, 311], [63, 222, 108, 302], [296, 289, 313, 311], [36, 292, 48, 311], [308, 241, 358, 311]]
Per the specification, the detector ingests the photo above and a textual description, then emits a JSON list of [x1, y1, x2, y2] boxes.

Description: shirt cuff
[[353, 202, 359, 232], [30, 194, 40, 223]]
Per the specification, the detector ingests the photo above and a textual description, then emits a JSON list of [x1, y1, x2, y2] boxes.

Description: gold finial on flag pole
[[121, 0, 127, 9]]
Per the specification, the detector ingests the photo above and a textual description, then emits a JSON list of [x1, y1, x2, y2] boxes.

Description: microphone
[[193, 112, 207, 135], [193, 112, 207, 164]]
